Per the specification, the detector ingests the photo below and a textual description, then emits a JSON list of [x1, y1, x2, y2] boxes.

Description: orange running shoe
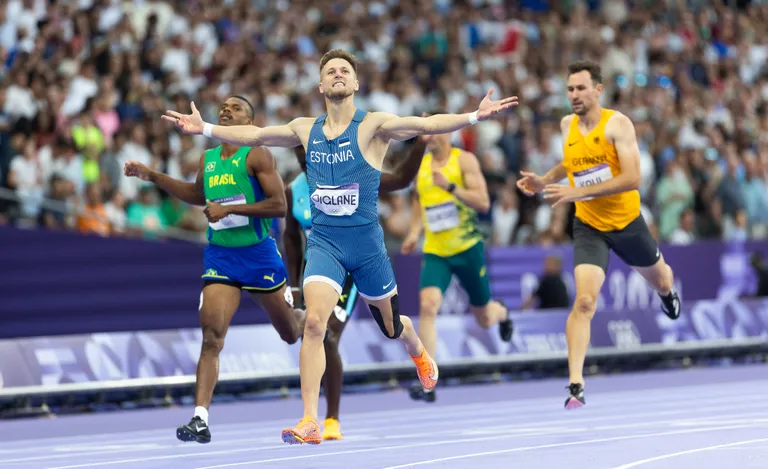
[[281, 417, 322, 445], [322, 417, 343, 440], [412, 348, 438, 391]]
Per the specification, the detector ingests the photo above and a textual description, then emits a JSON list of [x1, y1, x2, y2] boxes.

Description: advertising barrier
[[1, 295, 767, 393], [1, 227, 766, 337], [1, 227, 767, 396]]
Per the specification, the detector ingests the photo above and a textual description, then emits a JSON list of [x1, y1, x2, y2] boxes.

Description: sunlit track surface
[[1, 365, 767, 469]]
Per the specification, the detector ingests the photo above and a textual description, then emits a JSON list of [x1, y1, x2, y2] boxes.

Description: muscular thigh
[[249, 284, 295, 332], [200, 282, 242, 331], [451, 241, 492, 307], [420, 254, 453, 294]]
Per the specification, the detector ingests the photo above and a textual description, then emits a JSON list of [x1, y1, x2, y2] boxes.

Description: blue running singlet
[[301, 109, 396, 300]]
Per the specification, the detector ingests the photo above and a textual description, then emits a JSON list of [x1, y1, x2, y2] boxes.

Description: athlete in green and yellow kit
[[401, 122, 514, 402], [124, 96, 305, 444]]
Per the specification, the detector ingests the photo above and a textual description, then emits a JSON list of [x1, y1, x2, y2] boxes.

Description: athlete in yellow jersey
[[402, 129, 513, 403], [517, 60, 681, 409]]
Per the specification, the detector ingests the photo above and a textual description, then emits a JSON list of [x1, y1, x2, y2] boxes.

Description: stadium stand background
[[1, 0, 766, 251]]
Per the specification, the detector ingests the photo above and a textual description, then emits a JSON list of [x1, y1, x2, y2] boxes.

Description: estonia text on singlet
[[304, 109, 380, 227]]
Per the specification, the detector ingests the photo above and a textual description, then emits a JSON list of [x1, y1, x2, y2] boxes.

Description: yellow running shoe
[[412, 348, 438, 391], [322, 417, 343, 440], [281, 417, 322, 445]]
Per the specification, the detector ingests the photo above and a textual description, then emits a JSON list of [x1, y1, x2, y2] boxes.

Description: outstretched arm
[[206, 120, 303, 148], [124, 155, 206, 206], [380, 138, 427, 192], [162, 102, 307, 148], [374, 89, 518, 142]]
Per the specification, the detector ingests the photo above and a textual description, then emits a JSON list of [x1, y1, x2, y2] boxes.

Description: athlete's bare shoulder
[[364, 111, 398, 127], [560, 114, 576, 133], [560, 114, 575, 136], [287, 117, 316, 144], [359, 111, 396, 139], [604, 111, 635, 140]]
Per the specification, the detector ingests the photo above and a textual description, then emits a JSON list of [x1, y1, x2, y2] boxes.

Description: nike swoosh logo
[[313, 139, 323, 144], [383, 280, 393, 289], [430, 358, 438, 381], [195, 424, 207, 432], [568, 141, 578, 146]]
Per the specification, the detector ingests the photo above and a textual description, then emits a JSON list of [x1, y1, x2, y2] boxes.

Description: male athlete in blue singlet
[[163, 49, 519, 444], [284, 140, 426, 441]]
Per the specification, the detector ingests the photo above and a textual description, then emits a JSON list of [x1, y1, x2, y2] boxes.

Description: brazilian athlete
[[124, 95, 306, 443], [284, 138, 426, 440], [517, 60, 681, 409]]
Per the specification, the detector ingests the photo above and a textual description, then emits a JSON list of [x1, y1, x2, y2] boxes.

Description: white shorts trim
[[303, 275, 343, 295], [359, 286, 398, 302]]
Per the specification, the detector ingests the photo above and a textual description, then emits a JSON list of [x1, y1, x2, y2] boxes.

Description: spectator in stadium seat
[[669, 208, 697, 246], [491, 184, 519, 247], [7, 136, 44, 221], [126, 186, 166, 239], [520, 254, 570, 311], [38, 174, 75, 230], [76, 182, 110, 237], [656, 160, 695, 241]]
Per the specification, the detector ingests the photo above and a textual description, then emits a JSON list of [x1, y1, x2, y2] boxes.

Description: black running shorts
[[573, 215, 660, 272]]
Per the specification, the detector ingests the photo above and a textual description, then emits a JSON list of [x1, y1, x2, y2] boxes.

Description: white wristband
[[468, 111, 479, 125], [203, 122, 213, 138]]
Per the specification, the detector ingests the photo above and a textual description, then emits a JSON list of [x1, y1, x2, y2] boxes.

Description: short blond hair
[[319, 49, 358, 75]]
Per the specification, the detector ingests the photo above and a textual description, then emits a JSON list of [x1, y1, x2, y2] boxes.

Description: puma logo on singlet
[[263, 273, 275, 283]]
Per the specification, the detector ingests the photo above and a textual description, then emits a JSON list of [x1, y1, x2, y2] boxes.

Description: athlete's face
[[218, 98, 252, 126], [319, 58, 359, 101], [567, 71, 603, 116]]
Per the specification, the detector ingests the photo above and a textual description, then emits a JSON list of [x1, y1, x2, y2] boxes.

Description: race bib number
[[425, 201, 460, 232], [208, 194, 249, 230], [311, 183, 359, 216], [573, 164, 613, 201]]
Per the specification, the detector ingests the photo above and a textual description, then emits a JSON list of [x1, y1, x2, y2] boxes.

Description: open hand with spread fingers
[[475, 88, 520, 121], [162, 102, 205, 135]]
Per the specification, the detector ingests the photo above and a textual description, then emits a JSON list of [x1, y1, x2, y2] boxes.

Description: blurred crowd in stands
[[0, 0, 766, 250]]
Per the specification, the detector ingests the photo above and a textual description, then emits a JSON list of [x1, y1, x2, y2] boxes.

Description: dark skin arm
[[379, 138, 427, 192], [203, 147, 287, 222], [123, 155, 206, 206]]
